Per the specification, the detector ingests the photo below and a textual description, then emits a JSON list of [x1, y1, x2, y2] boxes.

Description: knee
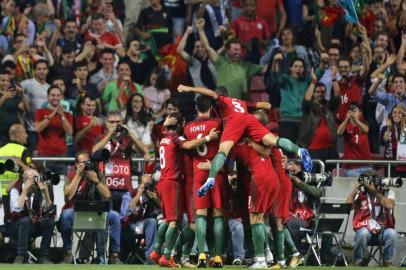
[[109, 210, 120, 224], [385, 228, 398, 243], [144, 218, 158, 228], [356, 228, 370, 242]]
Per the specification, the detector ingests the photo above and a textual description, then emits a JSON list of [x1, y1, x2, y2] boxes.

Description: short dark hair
[[215, 86, 228, 97], [50, 76, 65, 85], [64, 19, 77, 27], [3, 61, 16, 69], [289, 57, 304, 68], [165, 98, 180, 109], [315, 82, 326, 90], [91, 13, 104, 21], [74, 60, 88, 71], [61, 45, 76, 55], [393, 73, 406, 82], [0, 68, 10, 76], [337, 56, 351, 66], [196, 95, 212, 113], [33, 59, 49, 70], [327, 44, 342, 54], [47, 86, 62, 95], [100, 48, 115, 57], [75, 150, 90, 163]]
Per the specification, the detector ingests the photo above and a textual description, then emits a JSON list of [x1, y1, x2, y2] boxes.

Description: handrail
[[325, 159, 406, 177]]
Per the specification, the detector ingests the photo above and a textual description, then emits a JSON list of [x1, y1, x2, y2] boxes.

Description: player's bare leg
[[198, 141, 234, 197]]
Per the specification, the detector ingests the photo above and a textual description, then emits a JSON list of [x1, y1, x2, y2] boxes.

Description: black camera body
[[84, 160, 97, 171], [358, 175, 403, 188], [115, 124, 127, 134], [33, 171, 60, 186]]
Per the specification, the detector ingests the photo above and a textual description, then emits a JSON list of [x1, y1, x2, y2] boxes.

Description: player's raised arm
[[177, 85, 218, 100]]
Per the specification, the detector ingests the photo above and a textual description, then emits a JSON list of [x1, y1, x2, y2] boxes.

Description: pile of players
[[148, 85, 312, 269]]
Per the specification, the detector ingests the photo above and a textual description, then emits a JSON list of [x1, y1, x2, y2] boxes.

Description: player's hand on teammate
[[208, 128, 220, 141], [197, 160, 211, 170]]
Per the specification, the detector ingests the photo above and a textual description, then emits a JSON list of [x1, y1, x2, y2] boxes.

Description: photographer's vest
[[288, 187, 315, 227], [0, 143, 26, 195], [100, 138, 132, 191], [352, 191, 395, 230]]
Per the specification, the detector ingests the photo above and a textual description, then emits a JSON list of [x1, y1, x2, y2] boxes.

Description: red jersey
[[343, 122, 371, 168], [35, 108, 73, 155], [184, 117, 221, 163], [232, 16, 270, 44], [233, 140, 273, 179], [75, 115, 104, 152], [217, 96, 254, 123], [159, 133, 185, 182], [337, 76, 363, 123]]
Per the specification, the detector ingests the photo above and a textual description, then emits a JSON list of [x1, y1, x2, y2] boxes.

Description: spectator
[[337, 102, 371, 177], [135, 0, 173, 51], [197, 18, 264, 100], [8, 168, 55, 264], [336, 55, 370, 123], [21, 59, 50, 152], [84, 13, 124, 56], [102, 60, 143, 112], [1, 0, 36, 45], [123, 0, 149, 41], [67, 60, 100, 101], [48, 46, 76, 90], [196, 0, 228, 50], [123, 93, 153, 149], [89, 48, 118, 94], [101, 0, 124, 42], [75, 41, 98, 74], [177, 26, 217, 90], [143, 67, 171, 118], [75, 95, 104, 153], [271, 55, 322, 144], [34, 86, 73, 175], [122, 39, 158, 85], [92, 111, 149, 212], [151, 98, 180, 150], [256, 0, 285, 38], [232, 0, 270, 51], [346, 170, 398, 267], [296, 79, 340, 169], [53, 19, 82, 52], [0, 69, 27, 144], [318, 45, 343, 100], [59, 151, 122, 264], [163, 0, 186, 37], [381, 105, 406, 177]]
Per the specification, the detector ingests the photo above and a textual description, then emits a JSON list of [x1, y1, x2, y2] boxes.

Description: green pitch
[[0, 265, 404, 270]]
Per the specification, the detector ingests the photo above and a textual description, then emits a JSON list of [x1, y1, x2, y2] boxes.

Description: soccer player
[[177, 85, 312, 196], [231, 138, 280, 269], [150, 112, 219, 268], [269, 148, 303, 269], [183, 95, 226, 267]]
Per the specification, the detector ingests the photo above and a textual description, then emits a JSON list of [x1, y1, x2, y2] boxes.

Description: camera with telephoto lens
[[293, 171, 333, 186], [33, 171, 60, 185], [115, 124, 127, 134], [358, 175, 403, 188]]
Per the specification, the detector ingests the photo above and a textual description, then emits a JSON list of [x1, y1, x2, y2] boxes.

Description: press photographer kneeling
[[346, 170, 401, 267], [59, 151, 122, 264], [8, 168, 56, 264]]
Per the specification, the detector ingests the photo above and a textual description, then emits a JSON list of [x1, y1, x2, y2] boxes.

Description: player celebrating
[[184, 95, 226, 268], [177, 85, 312, 197], [152, 112, 219, 268]]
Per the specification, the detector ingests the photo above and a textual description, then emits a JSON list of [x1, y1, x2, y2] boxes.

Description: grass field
[[0, 265, 405, 270]]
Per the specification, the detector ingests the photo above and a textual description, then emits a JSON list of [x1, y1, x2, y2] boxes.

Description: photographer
[[59, 151, 122, 264], [92, 110, 149, 212], [8, 168, 55, 264], [285, 160, 322, 254], [122, 174, 160, 261], [346, 170, 398, 267]]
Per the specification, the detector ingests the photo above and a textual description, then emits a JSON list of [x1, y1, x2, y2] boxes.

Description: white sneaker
[[265, 250, 274, 264], [249, 261, 268, 269]]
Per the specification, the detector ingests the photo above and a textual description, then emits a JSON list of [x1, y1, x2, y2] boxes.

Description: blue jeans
[[10, 216, 54, 257], [344, 167, 372, 177], [228, 218, 245, 260], [354, 227, 398, 264], [59, 208, 121, 255]]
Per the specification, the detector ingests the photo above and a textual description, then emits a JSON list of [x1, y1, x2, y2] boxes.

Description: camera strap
[[366, 193, 377, 219]]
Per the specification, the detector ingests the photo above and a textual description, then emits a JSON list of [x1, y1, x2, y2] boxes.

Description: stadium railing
[[325, 160, 406, 177]]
